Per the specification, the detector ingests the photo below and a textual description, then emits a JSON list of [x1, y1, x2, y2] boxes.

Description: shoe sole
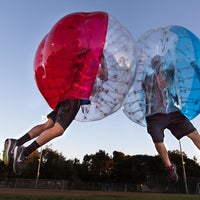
[[3, 140, 11, 166], [173, 164, 179, 182], [13, 147, 23, 175], [13, 147, 19, 174]]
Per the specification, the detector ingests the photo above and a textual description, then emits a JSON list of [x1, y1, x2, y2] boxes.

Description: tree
[[112, 151, 133, 182], [22, 150, 40, 178], [82, 150, 113, 182], [40, 147, 70, 179], [1, 147, 200, 184]]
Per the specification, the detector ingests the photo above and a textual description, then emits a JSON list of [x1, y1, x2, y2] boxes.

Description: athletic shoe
[[13, 146, 26, 175], [3, 139, 17, 166], [167, 162, 178, 183]]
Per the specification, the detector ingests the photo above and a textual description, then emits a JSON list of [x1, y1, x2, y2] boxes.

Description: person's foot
[[13, 146, 26, 175], [3, 139, 17, 166], [167, 162, 178, 183]]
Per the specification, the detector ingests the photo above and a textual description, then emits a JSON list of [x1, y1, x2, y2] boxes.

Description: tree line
[[1, 147, 200, 184]]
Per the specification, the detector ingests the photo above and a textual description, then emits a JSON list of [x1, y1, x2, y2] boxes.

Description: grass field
[[0, 189, 200, 200]]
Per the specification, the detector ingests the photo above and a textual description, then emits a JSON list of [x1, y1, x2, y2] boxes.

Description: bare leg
[[155, 142, 179, 182], [154, 142, 172, 167], [187, 130, 200, 149], [28, 118, 54, 140], [35, 122, 64, 147]]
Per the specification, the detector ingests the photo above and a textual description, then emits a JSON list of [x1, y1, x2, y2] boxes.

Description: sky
[[1, 0, 200, 164]]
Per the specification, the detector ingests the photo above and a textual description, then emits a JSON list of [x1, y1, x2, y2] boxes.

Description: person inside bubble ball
[[142, 55, 200, 183], [3, 53, 108, 176]]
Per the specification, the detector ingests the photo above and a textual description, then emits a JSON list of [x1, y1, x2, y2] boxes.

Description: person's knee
[[54, 123, 65, 137], [155, 142, 163, 148], [56, 129, 65, 137], [44, 118, 55, 129], [187, 130, 200, 149], [187, 130, 199, 140]]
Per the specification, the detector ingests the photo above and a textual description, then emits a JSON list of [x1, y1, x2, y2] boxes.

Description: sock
[[16, 133, 31, 146], [23, 141, 40, 157]]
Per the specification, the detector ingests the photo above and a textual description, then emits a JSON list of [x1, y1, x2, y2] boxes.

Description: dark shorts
[[146, 111, 196, 143], [47, 99, 81, 130]]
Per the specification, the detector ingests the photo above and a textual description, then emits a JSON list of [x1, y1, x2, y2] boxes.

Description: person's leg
[[12, 122, 64, 175], [22, 99, 79, 157], [32, 99, 81, 148], [154, 142, 172, 167], [154, 142, 178, 183], [187, 130, 200, 149], [3, 118, 54, 166], [169, 112, 199, 148], [17, 118, 55, 145], [146, 114, 178, 182], [35, 122, 64, 146], [13, 99, 81, 175], [146, 115, 175, 167], [21, 122, 64, 158]]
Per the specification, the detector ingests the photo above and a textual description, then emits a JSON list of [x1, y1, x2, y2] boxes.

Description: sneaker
[[13, 146, 27, 175], [167, 162, 178, 183], [3, 139, 17, 166]]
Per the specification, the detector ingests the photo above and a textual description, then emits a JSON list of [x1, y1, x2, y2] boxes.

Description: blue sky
[[1, 0, 200, 163]]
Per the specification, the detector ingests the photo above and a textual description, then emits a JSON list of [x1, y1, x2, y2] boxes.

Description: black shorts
[[47, 99, 81, 130], [146, 111, 196, 143]]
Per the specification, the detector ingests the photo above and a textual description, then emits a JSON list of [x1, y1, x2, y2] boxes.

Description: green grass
[[0, 189, 199, 200]]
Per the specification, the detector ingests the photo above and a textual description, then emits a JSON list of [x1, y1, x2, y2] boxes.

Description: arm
[[97, 54, 108, 81]]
